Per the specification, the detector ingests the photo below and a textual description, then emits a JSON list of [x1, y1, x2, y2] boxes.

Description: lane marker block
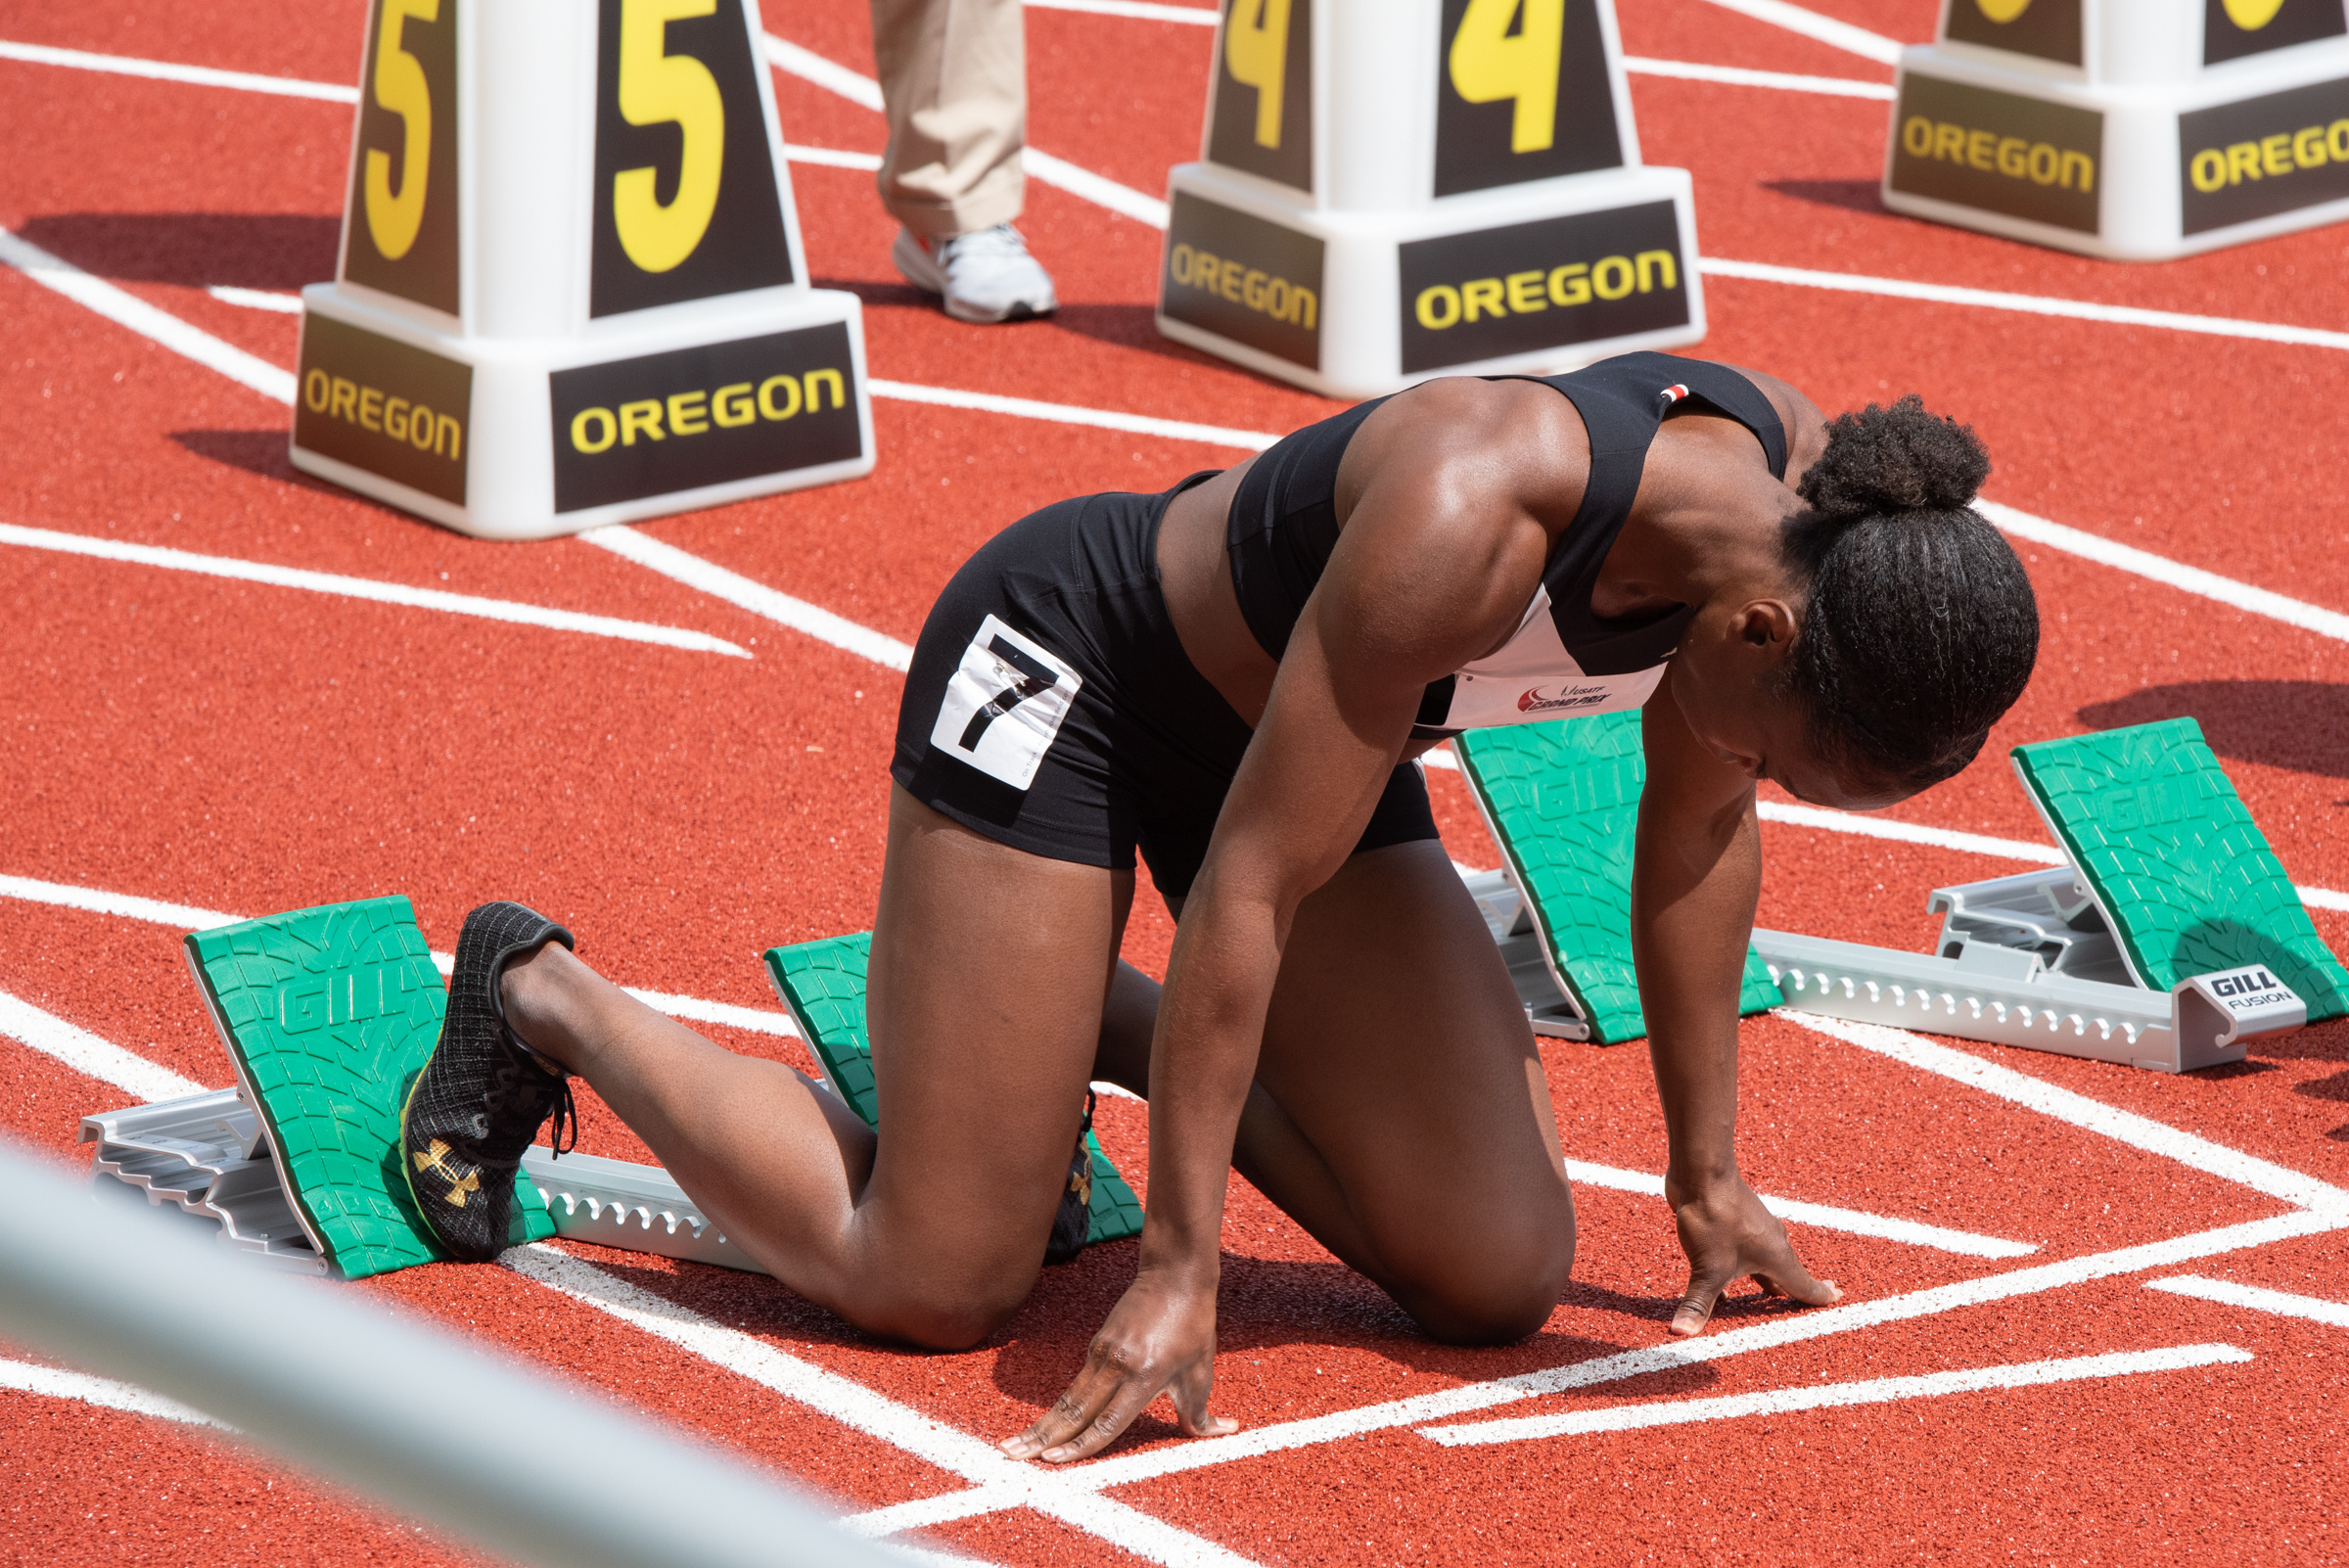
[[292, 0, 874, 538], [1158, 0, 1704, 398], [1884, 0, 2349, 259], [1453, 710, 1783, 1044], [764, 934, 1145, 1248]]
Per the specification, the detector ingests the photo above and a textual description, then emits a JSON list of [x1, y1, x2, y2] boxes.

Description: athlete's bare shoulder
[[1712, 361, 1829, 489], [1333, 376, 1591, 525]]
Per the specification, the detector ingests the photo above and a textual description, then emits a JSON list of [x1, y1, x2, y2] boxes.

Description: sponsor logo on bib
[[1517, 682, 1613, 714]]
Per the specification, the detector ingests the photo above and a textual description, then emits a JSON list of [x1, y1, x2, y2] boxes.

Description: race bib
[[929, 615, 1082, 790]]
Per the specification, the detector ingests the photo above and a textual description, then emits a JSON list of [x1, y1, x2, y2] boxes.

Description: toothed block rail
[[763, 934, 1145, 1247], [183, 898, 554, 1279]]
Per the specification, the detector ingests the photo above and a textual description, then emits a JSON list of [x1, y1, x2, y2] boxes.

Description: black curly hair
[[1776, 395, 2039, 792]]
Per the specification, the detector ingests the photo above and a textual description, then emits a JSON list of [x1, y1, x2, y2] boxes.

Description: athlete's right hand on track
[[997, 1268, 1237, 1462], [1667, 1170, 1841, 1337]]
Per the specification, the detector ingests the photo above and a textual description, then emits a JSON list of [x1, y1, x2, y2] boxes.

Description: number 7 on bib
[[931, 616, 1082, 790]]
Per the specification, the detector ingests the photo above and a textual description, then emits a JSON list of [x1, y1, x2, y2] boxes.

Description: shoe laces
[[939, 224, 1033, 265], [484, 1060, 577, 1158]]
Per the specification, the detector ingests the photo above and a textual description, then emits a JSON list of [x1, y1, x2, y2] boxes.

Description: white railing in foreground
[[0, 1139, 895, 1568]]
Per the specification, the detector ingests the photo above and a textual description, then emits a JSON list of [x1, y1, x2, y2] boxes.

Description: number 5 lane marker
[[1416, 1342, 2252, 1447]]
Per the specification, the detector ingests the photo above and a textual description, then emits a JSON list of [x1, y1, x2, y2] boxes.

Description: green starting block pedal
[[763, 934, 1145, 1249], [183, 898, 554, 1279], [1747, 718, 2338, 1073], [2011, 718, 2346, 1020], [1453, 711, 1784, 1044]]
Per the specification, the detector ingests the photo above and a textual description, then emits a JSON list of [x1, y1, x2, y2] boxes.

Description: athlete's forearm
[[1137, 881, 1283, 1280], [1630, 792, 1762, 1191]]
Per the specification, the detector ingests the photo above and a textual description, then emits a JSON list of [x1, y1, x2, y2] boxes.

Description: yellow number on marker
[[1224, 0, 1291, 150], [1974, 0, 2032, 22], [364, 0, 438, 261], [2222, 0, 2287, 27], [1450, 0, 1566, 156], [614, 0, 725, 274]]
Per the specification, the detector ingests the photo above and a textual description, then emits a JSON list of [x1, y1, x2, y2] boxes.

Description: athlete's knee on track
[[1389, 1205, 1576, 1346], [866, 1260, 1038, 1351]]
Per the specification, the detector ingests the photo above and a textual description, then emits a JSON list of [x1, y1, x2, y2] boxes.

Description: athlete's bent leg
[[1242, 839, 1576, 1344], [501, 787, 1128, 1349]]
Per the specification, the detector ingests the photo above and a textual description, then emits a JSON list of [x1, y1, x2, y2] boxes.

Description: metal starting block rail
[[1454, 715, 2345, 1073], [84, 1085, 767, 1276]]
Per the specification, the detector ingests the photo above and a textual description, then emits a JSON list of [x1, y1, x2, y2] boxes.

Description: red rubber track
[[2, 0, 2345, 1561]]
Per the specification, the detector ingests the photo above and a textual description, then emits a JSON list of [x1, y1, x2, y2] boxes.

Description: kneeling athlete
[[400, 352, 2040, 1463]]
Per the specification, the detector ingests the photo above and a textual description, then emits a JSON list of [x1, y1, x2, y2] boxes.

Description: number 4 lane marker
[[1415, 1343, 2252, 1447]]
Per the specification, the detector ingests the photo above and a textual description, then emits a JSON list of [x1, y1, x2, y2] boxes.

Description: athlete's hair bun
[[1796, 394, 1988, 519], [1776, 393, 2035, 795]]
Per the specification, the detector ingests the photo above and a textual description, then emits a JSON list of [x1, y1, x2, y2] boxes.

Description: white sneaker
[[892, 224, 1058, 324]]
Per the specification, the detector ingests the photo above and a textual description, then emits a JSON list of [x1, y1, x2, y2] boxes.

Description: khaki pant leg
[[868, 0, 1028, 239]]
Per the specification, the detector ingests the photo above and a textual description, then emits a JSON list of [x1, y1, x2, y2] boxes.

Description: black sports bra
[[1224, 352, 1789, 738]]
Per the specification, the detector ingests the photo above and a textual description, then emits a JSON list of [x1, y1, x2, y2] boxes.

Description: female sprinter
[[401, 352, 2039, 1464]]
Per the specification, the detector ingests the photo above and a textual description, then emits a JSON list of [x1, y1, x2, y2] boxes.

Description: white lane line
[[785, 144, 883, 171], [761, 32, 883, 111], [0, 872, 242, 933], [579, 526, 914, 672], [1417, 1342, 2251, 1447], [894, 1208, 2342, 1507], [1018, 146, 1171, 228], [1983, 498, 2349, 646], [1692, 0, 1904, 65], [1024, 0, 1219, 22], [505, 1244, 1267, 1568], [0, 37, 357, 100], [206, 283, 304, 312], [869, 378, 1276, 451], [0, 987, 205, 1102], [1752, 799, 2063, 865], [0, 1355, 232, 1429], [1701, 254, 2349, 354], [0, 522, 754, 660], [2146, 1273, 2349, 1329], [1783, 1012, 2349, 1219], [1, 227, 297, 404], [1624, 56, 1893, 99], [1564, 1159, 2036, 1259], [760, 34, 1172, 228], [0, 872, 805, 1042]]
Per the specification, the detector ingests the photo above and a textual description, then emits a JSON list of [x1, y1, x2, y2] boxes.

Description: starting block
[[1885, 0, 2349, 258], [88, 896, 770, 1277], [1452, 710, 1786, 1043], [1455, 712, 2341, 1072], [1754, 716, 2343, 1072], [1159, 0, 1704, 399], [763, 934, 1146, 1249], [291, 0, 874, 538]]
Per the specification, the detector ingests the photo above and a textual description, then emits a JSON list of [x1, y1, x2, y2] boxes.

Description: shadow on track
[[1762, 179, 1889, 216], [15, 212, 339, 291], [2078, 680, 2349, 779]]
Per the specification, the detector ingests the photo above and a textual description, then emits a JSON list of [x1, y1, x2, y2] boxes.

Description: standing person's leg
[[868, 0, 1056, 320], [486, 790, 1128, 1348]]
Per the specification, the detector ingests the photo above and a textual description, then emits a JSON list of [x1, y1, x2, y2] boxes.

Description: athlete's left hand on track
[[996, 1268, 1239, 1463], [1666, 1172, 1840, 1337]]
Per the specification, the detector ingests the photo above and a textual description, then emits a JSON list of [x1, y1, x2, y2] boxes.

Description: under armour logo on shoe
[[413, 1139, 482, 1208]]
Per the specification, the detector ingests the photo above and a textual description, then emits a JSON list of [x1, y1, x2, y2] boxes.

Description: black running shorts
[[891, 476, 1439, 899]]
